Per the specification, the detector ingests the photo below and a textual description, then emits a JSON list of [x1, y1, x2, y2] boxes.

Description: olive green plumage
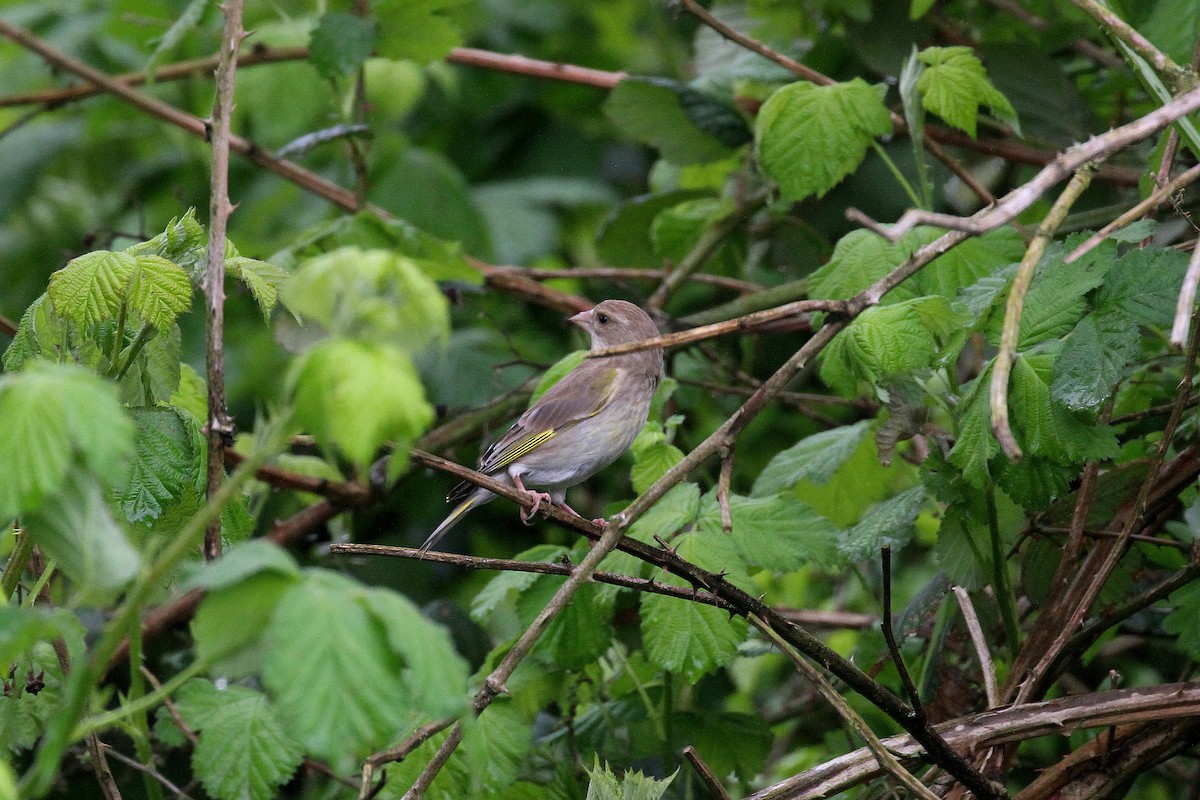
[[420, 300, 663, 554]]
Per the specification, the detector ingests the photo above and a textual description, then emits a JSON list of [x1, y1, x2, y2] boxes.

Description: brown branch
[[880, 547, 924, 724], [683, 746, 731, 800], [750, 681, 1200, 800], [510, 266, 761, 294], [983, 0, 1123, 68], [990, 164, 1097, 461], [0, 21, 590, 316], [586, 299, 845, 358], [0, 313, 17, 337], [101, 744, 195, 800], [676, 0, 830, 85], [85, 735, 123, 800], [1172, 239, 1200, 347], [951, 587, 998, 709], [1068, 0, 1191, 90], [330, 542, 733, 610], [202, 0, 243, 562], [223, 449, 370, 504], [447, 46, 624, 89], [358, 719, 456, 800]]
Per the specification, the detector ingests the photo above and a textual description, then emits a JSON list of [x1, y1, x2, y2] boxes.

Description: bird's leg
[[557, 500, 609, 528], [513, 475, 553, 525]]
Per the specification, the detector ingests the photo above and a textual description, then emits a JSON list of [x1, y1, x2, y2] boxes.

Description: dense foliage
[[3, 0, 1200, 798]]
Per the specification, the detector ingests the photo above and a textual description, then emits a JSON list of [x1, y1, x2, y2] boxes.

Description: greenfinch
[[420, 299, 664, 554]]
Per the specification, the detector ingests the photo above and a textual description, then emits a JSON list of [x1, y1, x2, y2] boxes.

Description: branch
[[989, 164, 1097, 461], [330, 542, 733, 610], [0, 21, 590, 316], [951, 587, 998, 709], [683, 746, 731, 800], [1067, 0, 1191, 90], [880, 547, 924, 724], [1172, 242, 1200, 347], [202, 0, 243, 562], [984, 0, 1124, 68], [749, 680, 1200, 800], [447, 46, 624, 89], [586, 299, 845, 358], [510, 266, 762, 294]]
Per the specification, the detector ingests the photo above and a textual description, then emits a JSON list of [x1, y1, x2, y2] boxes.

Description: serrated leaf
[[1094, 246, 1189, 326], [586, 761, 676, 800], [1010, 351, 1119, 463], [120, 322, 182, 406], [949, 371, 998, 487], [951, 263, 1017, 326], [182, 539, 301, 591], [917, 46, 1018, 137], [457, 700, 533, 794], [174, 679, 303, 800], [23, 465, 140, 597], [0, 363, 134, 521], [605, 77, 741, 165], [115, 407, 203, 524], [171, 363, 207, 422], [918, 227, 1025, 299], [752, 421, 872, 497], [361, 588, 470, 718], [516, 578, 614, 669], [641, 576, 746, 681], [193, 572, 296, 673], [630, 432, 684, 495], [126, 208, 208, 281], [820, 297, 957, 393], [127, 254, 192, 329], [262, 571, 411, 765], [145, 0, 207, 78], [289, 338, 434, 469], [627, 483, 701, 543], [373, 0, 464, 63], [596, 190, 710, 269], [838, 486, 925, 562], [47, 251, 137, 328], [281, 246, 450, 351], [309, 11, 378, 80], [228, 257, 289, 319], [755, 78, 892, 201], [807, 227, 926, 302], [1051, 312, 1140, 410], [470, 545, 567, 621], [935, 503, 990, 590], [2, 295, 66, 372], [696, 491, 840, 570]]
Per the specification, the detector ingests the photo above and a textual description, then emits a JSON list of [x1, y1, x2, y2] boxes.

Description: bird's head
[[570, 300, 660, 349]]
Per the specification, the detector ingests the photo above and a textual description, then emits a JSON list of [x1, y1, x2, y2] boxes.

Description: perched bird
[[420, 299, 664, 555]]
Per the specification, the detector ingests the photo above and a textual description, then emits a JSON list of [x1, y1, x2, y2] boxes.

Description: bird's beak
[[569, 309, 593, 330]]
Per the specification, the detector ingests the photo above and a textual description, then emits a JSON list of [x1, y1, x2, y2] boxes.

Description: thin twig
[[86, 734, 124, 800], [1171, 240, 1200, 347], [586, 298, 845, 358], [984, 0, 1123, 68], [717, 438, 735, 533], [751, 615, 942, 800], [683, 746, 732, 800], [102, 745, 195, 800], [880, 547, 924, 724], [0, 313, 18, 337], [202, 0, 243, 562], [990, 164, 1097, 461], [330, 542, 732, 610], [1065, 162, 1200, 264], [676, 0, 830, 85], [1067, 0, 1190, 90], [951, 587, 998, 708], [512, 266, 761, 293], [358, 719, 455, 800]]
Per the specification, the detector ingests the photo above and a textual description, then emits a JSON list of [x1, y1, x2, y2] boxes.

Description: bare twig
[[717, 439, 734, 533], [358, 719, 455, 800], [752, 615, 942, 800], [880, 547, 924, 723], [1065, 162, 1200, 264], [86, 735, 123, 800], [0, 314, 17, 337], [448, 46, 624, 88], [330, 542, 732, 610], [140, 666, 198, 746], [951, 587, 998, 709], [990, 164, 1097, 461], [511, 266, 762, 294], [984, 0, 1123, 67], [1068, 0, 1190, 90], [102, 745, 195, 800], [202, 0, 243, 562], [1171, 240, 1200, 347], [683, 746, 732, 800], [750, 680, 1200, 800], [586, 299, 845, 359]]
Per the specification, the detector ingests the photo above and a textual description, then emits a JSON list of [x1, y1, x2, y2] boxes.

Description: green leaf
[[47, 250, 137, 328], [289, 338, 434, 469], [516, 578, 614, 669], [127, 254, 192, 329], [596, 190, 710, 268], [262, 571, 411, 765], [1051, 312, 1140, 410], [0, 362, 134, 521], [115, 406, 204, 524], [126, 209, 208, 280], [530, 351, 586, 404], [1164, 581, 1200, 660], [697, 491, 840, 570], [910, 0, 937, 19], [917, 46, 1018, 137], [951, 263, 1017, 327], [755, 78, 892, 201], [807, 228, 924, 302], [228, 256, 289, 319], [309, 11, 378, 80], [281, 246, 450, 351], [604, 78, 743, 165], [1009, 351, 1118, 464], [627, 483, 701, 543], [23, 465, 140, 597], [373, 0, 465, 63], [182, 538, 301, 591], [456, 700, 533, 794], [586, 760, 676, 800], [119, 323, 182, 406], [3, 295, 66, 372], [935, 503, 990, 590], [171, 363, 207, 421], [1094, 246, 1189, 327], [752, 421, 872, 497], [668, 712, 770, 783], [917, 228, 1025, 299], [193, 572, 296, 673], [361, 588, 471, 718], [0, 606, 77, 667], [838, 486, 926, 562], [630, 430, 684, 495], [174, 679, 303, 800], [640, 575, 746, 681], [949, 371, 997, 487]]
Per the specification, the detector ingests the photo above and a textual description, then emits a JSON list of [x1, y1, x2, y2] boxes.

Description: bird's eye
[[597, 313, 610, 324]]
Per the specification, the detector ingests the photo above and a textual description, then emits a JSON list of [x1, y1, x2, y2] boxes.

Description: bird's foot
[[558, 500, 608, 528], [518, 489, 554, 525]]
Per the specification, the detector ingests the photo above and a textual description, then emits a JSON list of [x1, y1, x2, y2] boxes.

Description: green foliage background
[[2, 0, 1200, 798]]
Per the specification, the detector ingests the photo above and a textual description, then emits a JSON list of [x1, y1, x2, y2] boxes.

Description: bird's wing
[[477, 363, 619, 475]]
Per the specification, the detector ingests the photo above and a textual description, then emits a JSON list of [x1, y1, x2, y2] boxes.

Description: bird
[[419, 299, 664, 555]]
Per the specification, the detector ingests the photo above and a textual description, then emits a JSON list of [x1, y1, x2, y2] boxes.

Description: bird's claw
[[519, 489, 553, 525]]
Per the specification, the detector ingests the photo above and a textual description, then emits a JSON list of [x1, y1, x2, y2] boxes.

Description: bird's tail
[[418, 489, 491, 557]]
